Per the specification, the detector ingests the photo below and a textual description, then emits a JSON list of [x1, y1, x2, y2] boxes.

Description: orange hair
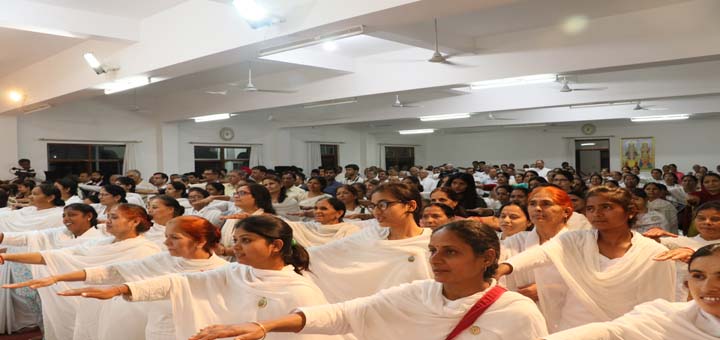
[[168, 215, 221, 252], [529, 186, 574, 213]]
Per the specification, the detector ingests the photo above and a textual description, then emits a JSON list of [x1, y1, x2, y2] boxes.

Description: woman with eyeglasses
[[91, 184, 127, 222], [216, 184, 276, 260], [306, 183, 433, 303]]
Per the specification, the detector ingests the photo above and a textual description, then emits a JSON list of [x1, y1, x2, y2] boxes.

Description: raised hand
[[517, 283, 539, 302], [653, 247, 694, 263], [189, 323, 265, 340], [58, 286, 124, 300], [3, 276, 56, 289], [642, 228, 678, 242]]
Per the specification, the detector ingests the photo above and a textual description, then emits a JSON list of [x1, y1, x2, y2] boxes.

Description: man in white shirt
[[223, 170, 246, 196], [150, 172, 169, 192], [473, 164, 490, 184], [341, 164, 364, 185], [282, 172, 306, 201], [531, 159, 551, 178], [482, 167, 499, 185], [419, 169, 437, 192], [126, 169, 157, 194]]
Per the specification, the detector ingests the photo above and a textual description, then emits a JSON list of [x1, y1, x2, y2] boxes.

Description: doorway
[[575, 139, 610, 177]]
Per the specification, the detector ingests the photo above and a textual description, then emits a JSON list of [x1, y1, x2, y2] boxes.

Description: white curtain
[[306, 142, 322, 173], [122, 143, 137, 174], [379, 145, 387, 169], [249, 144, 263, 168]]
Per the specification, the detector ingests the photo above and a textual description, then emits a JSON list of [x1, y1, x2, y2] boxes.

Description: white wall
[[0, 115, 19, 180], [423, 118, 720, 172]]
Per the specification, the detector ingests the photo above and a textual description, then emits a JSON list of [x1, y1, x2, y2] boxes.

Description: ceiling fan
[[204, 90, 228, 96], [127, 89, 151, 113], [229, 65, 296, 93], [633, 101, 668, 111], [392, 95, 421, 108], [427, 18, 468, 65], [486, 113, 516, 121], [558, 77, 607, 92]]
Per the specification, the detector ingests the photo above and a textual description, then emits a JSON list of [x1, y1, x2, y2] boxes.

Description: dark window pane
[[194, 146, 220, 159], [97, 161, 124, 176], [48, 144, 89, 160], [195, 161, 223, 173], [95, 145, 125, 160], [225, 147, 250, 160]]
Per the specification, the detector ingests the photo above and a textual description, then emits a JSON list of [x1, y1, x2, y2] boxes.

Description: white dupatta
[[38, 236, 162, 340], [143, 223, 168, 248], [300, 280, 548, 340], [500, 228, 568, 292], [285, 220, 361, 247], [124, 264, 346, 340], [307, 225, 433, 303], [0, 206, 64, 232], [84, 252, 227, 340], [545, 299, 718, 340], [510, 230, 676, 332]]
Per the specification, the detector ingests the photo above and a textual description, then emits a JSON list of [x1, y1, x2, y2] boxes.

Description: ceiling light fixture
[[233, 0, 280, 29], [102, 76, 152, 95], [259, 25, 364, 57], [399, 129, 435, 135], [303, 98, 358, 109], [569, 101, 635, 109], [580, 142, 596, 146], [8, 90, 25, 103], [630, 114, 689, 122], [83, 52, 118, 75], [464, 74, 558, 90], [192, 113, 233, 123], [322, 41, 338, 52], [419, 113, 470, 122]]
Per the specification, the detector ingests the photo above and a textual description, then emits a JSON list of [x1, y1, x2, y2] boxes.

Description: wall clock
[[581, 123, 596, 135], [219, 127, 234, 141]]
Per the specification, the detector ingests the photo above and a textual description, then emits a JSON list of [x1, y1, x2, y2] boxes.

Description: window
[[47, 143, 125, 181], [194, 146, 251, 173], [385, 146, 415, 171], [320, 144, 339, 170]]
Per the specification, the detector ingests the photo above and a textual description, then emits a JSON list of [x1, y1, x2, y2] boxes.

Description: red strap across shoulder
[[445, 285, 507, 340]]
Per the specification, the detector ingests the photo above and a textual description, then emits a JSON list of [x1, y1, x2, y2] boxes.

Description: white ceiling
[[0, 27, 82, 77], [27, 0, 189, 18]]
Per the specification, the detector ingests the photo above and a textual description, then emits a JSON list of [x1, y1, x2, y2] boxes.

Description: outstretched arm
[[190, 313, 306, 340], [3, 270, 87, 289], [0, 252, 45, 265]]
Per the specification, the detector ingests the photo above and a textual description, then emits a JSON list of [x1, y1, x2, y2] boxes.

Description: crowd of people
[[0, 158, 718, 340]]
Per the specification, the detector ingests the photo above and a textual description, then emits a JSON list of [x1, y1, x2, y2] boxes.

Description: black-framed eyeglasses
[[366, 200, 404, 211]]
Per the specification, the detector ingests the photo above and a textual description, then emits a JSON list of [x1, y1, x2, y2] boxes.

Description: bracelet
[[250, 321, 267, 340]]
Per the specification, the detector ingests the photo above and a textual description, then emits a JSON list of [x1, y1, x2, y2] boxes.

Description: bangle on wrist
[[251, 321, 267, 340]]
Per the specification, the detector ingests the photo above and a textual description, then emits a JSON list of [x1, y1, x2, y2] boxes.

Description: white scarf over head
[[300, 279, 548, 340], [285, 220, 361, 247], [544, 299, 719, 340], [0, 206, 64, 232], [143, 222, 168, 248], [84, 252, 227, 340], [307, 224, 433, 303], [39, 236, 162, 340], [124, 264, 347, 340]]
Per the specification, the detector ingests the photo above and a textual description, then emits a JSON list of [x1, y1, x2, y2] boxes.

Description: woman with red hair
[[5, 214, 227, 340], [496, 187, 675, 333]]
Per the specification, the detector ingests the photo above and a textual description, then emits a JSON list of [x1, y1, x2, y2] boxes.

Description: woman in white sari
[[61, 215, 346, 340], [297, 177, 331, 212], [164, 181, 192, 211], [284, 198, 367, 247], [187, 188, 223, 227], [496, 186, 676, 332], [1, 203, 162, 340], [114, 176, 146, 208], [216, 184, 276, 259], [16, 215, 227, 340], [54, 177, 83, 205], [0, 184, 65, 333], [189, 220, 548, 340], [0, 203, 104, 338], [543, 243, 720, 340], [91, 184, 127, 221], [263, 175, 301, 220], [306, 183, 434, 303], [144, 195, 186, 247], [335, 185, 367, 217]]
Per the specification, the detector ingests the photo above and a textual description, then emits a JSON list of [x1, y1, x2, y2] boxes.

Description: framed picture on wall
[[620, 137, 655, 170]]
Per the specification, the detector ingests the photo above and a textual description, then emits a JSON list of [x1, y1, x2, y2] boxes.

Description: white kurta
[[38, 236, 162, 340], [499, 228, 568, 295], [126, 192, 146, 208], [84, 252, 227, 340], [300, 279, 548, 340], [273, 197, 301, 221], [633, 211, 669, 233], [647, 199, 678, 234], [188, 205, 222, 226], [566, 212, 593, 231], [298, 194, 332, 209], [143, 223, 168, 249], [284, 221, 361, 247], [307, 225, 433, 303], [0, 206, 64, 233], [544, 299, 719, 340], [505, 230, 676, 332], [124, 264, 347, 340], [64, 195, 83, 205]]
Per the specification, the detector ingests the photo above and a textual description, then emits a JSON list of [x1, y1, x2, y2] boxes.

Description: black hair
[[167, 181, 188, 198], [336, 184, 360, 206], [244, 183, 276, 215], [316, 197, 346, 222], [150, 195, 185, 217], [308, 176, 328, 190], [433, 220, 500, 280], [688, 243, 720, 270], [153, 172, 169, 181], [372, 182, 423, 223], [423, 203, 456, 219], [262, 175, 288, 203], [444, 173, 482, 210], [188, 187, 211, 198], [511, 187, 529, 195], [36, 183, 65, 206], [703, 173, 720, 183], [344, 164, 359, 171], [0, 188, 9, 208], [64, 203, 99, 228], [696, 201, 720, 218], [251, 166, 268, 172], [115, 176, 137, 193], [402, 176, 424, 192], [18, 158, 30, 164], [205, 182, 226, 195], [55, 177, 78, 198], [499, 202, 531, 222], [235, 216, 310, 274], [102, 184, 128, 203], [630, 188, 647, 199]]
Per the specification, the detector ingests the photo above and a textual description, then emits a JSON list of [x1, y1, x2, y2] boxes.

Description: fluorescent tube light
[[570, 101, 635, 109], [419, 113, 470, 122], [468, 74, 557, 90], [102, 77, 152, 95], [259, 26, 364, 57], [233, 0, 279, 28], [303, 98, 357, 109], [630, 114, 689, 122], [83, 52, 107, 74], [399, 129, 435, 135], [193, 113, 232, 123], [580, 142, 596, 146]]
